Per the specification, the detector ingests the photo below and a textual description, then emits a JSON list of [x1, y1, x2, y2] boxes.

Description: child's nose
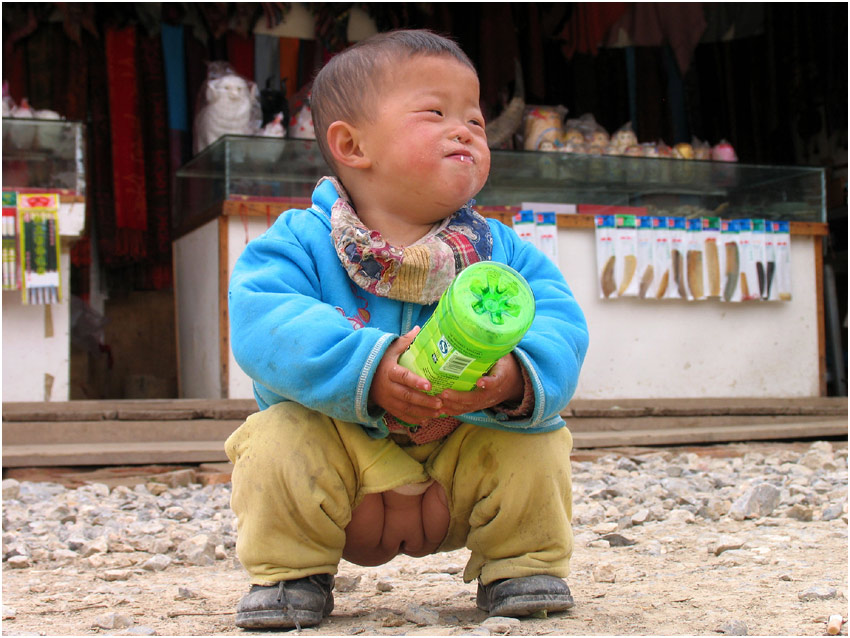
[[449, 122, 473, 144]]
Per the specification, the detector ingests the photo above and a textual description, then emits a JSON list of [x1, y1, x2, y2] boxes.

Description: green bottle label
[[398, 261, 535, 395]]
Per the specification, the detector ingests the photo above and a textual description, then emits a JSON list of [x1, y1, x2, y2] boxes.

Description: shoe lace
[[276, 580, 302, 632]]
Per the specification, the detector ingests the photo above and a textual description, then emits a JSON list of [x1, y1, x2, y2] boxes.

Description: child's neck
[[357, 208, 437, 247]]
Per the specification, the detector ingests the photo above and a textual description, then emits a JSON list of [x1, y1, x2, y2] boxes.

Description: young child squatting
[[226, 29, 589, 630]]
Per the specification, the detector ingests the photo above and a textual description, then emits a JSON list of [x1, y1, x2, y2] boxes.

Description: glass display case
[[174, 136, 327, 236], [478, 149, 825, 223], [2, 118, 86, 195], [2, 118, 87, 402], [173, 136, 826, 238], [173, 136, 829, 400]]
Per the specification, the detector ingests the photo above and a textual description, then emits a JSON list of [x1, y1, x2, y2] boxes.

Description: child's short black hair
[[311, 29, 476, 170]]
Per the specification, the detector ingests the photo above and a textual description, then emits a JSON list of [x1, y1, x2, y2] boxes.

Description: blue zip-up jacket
[[229, 179, 589, 439]]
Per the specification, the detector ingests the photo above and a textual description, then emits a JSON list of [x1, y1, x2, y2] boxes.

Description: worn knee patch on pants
[[226, 403, 573, 586]]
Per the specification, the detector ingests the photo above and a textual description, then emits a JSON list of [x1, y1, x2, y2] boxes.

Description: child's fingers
[[392, 381, 442, 411], [386, 326, 420, 357], [390, 363, 432, 393], [437, 387, 489, 415]]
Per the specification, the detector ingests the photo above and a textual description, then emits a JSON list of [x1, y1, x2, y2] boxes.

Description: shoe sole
[[236, 608, 324, 629], [483, 593, 575, 617], [236, 594, 334, 629]]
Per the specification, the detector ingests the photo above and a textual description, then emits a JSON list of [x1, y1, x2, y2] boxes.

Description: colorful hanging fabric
[[138, 31, 173, 290], [254, 33, 281, 91], [105, 26, 148, 234], [17, 193, 61, 305], [226, 32, 255, 83], [2, 192, 19, 290], [161, 23, 189, 133], [559, 2, 629, 59], [279, 37, 300, 99]]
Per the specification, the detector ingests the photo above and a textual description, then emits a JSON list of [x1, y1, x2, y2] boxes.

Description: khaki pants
[[225, 402, 573, 586]]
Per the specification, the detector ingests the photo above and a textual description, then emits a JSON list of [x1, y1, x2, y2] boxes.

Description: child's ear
[[326, 121, 371, 169]]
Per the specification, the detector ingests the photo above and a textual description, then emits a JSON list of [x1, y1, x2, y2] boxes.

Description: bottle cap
[[441, 261, 535, 355]]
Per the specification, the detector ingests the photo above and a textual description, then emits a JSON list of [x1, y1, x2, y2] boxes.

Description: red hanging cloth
[[105, 26, 148, 233]]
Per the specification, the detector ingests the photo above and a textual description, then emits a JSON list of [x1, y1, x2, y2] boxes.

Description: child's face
[[356, 55, 490, 223]]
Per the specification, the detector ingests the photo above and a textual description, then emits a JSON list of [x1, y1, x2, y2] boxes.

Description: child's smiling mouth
[[447, 151, 474, 163]]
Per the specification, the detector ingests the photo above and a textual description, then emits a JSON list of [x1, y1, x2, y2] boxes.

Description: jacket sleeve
[[228, 222, 394, 430], [460, 222, 589, 432]]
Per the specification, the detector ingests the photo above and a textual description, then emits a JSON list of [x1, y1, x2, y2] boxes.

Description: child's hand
[[437, 353, 524, 416], [369, 327, 444, 425]]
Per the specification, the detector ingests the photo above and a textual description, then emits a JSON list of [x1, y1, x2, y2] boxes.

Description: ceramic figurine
[[194, 62, 261, 154]]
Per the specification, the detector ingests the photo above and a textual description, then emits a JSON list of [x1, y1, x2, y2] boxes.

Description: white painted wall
[[2, 249, 72, 401], [174, 220, 221, 398], [559, 228, 821, 399], [226, 216, 273, 399]]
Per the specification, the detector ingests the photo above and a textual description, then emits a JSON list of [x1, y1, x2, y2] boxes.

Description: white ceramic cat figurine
[[194, 66, 261, 154]]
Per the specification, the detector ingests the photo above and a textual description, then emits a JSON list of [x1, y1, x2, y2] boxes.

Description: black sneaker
[[476, 575, 574, 617], [235, 574, 335, 630]]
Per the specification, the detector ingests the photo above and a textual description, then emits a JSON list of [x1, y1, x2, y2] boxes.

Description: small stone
[[2, 478, 21, 500], [481, 616, 522, 633], [717, 619, 748, 635], [81, 536, 109, 557], [158, 469, 197, 488], [785, 504, 813, 521], [591, 522, 619, 535], [88, 483, 111, 498], [728, 483, 781, 520], [403, 603, 441, 626], [369, 609, 405, 627], [630, 508, 650, 525], [176, 534, 216, 566], [334, 575, 361, 592], [141, 554, 171, 572], [150, 538, 173, 555], [593, 564, 617, 583], [601, 533, 636, 547], [668, 509, 696, 524], [2, 605, 16, 619], [146, 482, 169, 496], [92, 612, 134, 630], [712, 536, 745, 556], [798, 586, 838, 602], [163, 506, 191, 521], [51, 548, 78, 563], [587, 539, 610, 549], [4, 542, 29, 560], [175, 586, 200, 600], [376, 580, 395, 592], [822, 503, 844, 521], [7, 555, 30, 568], [99, 569, 132, 582]]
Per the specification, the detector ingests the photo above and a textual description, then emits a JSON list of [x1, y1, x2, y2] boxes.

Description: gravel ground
[[2, 439, 847, 636]]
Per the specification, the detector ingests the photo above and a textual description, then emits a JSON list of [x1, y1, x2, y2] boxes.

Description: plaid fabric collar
[[324, 177, 493, 304]]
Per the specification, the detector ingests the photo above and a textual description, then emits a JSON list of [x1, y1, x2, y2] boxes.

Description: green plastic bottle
[[398, 261, 536, 395]]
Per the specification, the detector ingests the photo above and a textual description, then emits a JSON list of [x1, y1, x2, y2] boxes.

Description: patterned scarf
[[326, 178, 493, 304]]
